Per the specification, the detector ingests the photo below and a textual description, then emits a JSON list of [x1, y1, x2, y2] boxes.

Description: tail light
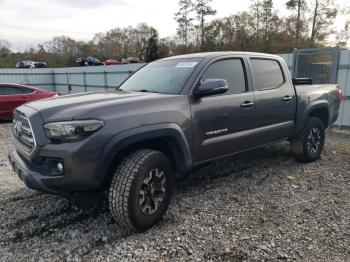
[[338, 89, 344, 103]]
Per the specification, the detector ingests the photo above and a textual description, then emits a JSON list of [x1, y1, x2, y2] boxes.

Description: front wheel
[[108, 149, 174, 232], [290, 117, 325, 162]]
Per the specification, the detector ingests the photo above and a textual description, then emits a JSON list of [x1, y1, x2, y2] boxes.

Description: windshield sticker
[[175, 62, 198, 68]]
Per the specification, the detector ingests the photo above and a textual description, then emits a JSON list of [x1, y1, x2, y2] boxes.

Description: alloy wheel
[[306, 127, 321, 154], [139, 168, 166, 215]]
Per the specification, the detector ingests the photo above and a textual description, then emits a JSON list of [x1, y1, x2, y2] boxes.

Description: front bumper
[[8, 136, 105, 193], [8, 151, 58, 193]]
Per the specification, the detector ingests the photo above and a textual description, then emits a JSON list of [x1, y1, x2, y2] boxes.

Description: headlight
[[44, 120, 104, 142]]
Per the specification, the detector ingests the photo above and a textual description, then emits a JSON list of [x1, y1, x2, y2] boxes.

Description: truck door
[[190, 57, 256, 163], [249, 57, 296, 144]]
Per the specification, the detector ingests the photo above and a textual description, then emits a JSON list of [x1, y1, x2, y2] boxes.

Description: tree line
[[0, 0, 348, 68], [174, 0, 345, 52]]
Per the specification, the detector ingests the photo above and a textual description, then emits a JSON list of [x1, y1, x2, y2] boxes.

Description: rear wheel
[[108, 149, 174, 231], [290, 117, 325, 162]]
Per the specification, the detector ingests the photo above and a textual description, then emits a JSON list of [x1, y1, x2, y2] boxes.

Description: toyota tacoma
[[8, 52, 342, 231]]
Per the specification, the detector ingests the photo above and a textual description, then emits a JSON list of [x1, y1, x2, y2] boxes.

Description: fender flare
[[293, 100, 330, 137], [95, 123, 192, 183]]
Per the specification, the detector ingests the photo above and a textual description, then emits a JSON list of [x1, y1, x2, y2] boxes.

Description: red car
[[0, 83, 57, 120], [103, 59, 122, 65]]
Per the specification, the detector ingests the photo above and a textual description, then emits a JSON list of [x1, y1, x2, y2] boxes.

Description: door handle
[[282, 95, 293, 102], [240, 101, 254, 108]]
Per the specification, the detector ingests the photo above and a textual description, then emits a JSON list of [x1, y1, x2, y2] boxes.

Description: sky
[[0, 0, 349, 52]]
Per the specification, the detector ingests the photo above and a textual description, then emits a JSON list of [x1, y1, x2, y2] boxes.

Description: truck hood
[[25, 90, 176, 122]]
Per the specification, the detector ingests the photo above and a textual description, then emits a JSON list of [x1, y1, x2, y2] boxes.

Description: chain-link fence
[[293, 48, 340, 84]]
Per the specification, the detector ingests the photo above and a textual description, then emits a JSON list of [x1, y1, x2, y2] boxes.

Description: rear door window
[[250, 59, 284, 90]]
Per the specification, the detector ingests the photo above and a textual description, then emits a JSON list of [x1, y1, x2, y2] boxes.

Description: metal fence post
[[25, 73, 29, 85], [331, 47, 340, 84], [52, 70, 56, 92], [104, 71, 108, 90], [66, 72, 71, 94], [83, 71, 87, 92], [292, 48, 298, 79]]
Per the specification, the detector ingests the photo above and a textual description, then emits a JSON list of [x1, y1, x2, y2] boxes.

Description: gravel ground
[[0, 121, 349, 261]]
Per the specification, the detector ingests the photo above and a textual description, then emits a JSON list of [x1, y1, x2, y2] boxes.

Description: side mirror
[[195, 79, 229, 98]]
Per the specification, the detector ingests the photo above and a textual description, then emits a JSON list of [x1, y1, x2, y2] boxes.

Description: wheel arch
[[293, 101, 330, 138], [308, 107, 329, 128], [96, 123, 192, 188]]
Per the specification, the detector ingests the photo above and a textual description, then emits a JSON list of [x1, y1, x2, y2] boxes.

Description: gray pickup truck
[[8, 52, 342, 231]]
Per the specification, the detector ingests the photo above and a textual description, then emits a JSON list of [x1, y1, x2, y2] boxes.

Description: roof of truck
[[160, 51, 280, 61]]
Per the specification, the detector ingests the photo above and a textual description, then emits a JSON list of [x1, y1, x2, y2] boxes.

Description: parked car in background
[[126, 57, 141, 63], [0, 83, 57, 120], [75, 56, 104, 66], [16, 61, 47, 68], [76, 57, 140, 66], [103, 59, 122, 65], [34, 62, 47, 68]]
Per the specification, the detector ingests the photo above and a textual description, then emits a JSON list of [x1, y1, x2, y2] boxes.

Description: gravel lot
[[0, 122, 349, 261]]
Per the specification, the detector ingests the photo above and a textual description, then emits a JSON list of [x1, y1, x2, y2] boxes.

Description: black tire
[[290, 117, 325, 162], [109, 149, 174, 232]]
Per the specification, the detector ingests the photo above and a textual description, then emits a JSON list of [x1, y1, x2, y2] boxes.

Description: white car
[[16, 60, 46, 68]]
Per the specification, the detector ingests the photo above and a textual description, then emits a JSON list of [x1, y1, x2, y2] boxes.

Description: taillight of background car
[[338, 89, 344, 103]]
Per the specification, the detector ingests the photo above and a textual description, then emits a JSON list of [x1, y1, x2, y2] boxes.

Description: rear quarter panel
[[293, 84, 340, 136], [27, 90, 56, 102]]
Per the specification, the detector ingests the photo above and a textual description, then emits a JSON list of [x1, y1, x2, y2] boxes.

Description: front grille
[[12, 111, 36, 153]]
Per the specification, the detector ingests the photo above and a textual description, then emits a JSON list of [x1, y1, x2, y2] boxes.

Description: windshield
[[119, 58, 202, 94]]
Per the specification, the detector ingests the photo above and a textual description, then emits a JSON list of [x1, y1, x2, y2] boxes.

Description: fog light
[[57, 162, 64, 173]]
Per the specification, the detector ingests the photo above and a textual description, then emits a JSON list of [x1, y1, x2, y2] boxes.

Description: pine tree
[[286, 0, 307, 47], [193, 0, 216, 49], [250, 0, 262, 51], [262, 0, 273, 51], [174, 0, 194, 46], [250, 0, 279, 52], [146, 32, 159, 63]]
